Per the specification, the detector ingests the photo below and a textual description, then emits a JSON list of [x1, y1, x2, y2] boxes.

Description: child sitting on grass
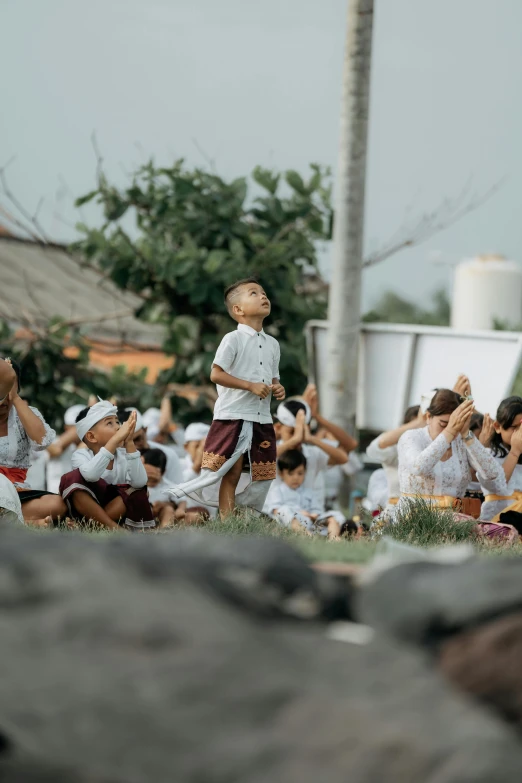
[[263, 449, 347, 540], [141, 447, 184, 529], [59, 400, 155, 532]]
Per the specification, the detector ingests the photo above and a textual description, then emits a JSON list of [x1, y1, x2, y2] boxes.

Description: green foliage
[[363, 288, 450, 326], [72, 160, 332, 397], [0, 319, 151, 431], [388, 498, 478, 547]]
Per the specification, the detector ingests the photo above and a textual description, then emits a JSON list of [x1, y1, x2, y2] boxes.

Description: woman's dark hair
[[491, 396, 522, 459], [403, 405, 420, 424], [427, 389, 462, 417], [280, 400, 307, 421], [75, 407, 90, 423], [141, 448, 167, 474], [277, 449, 307, 473], [470, 412, 484, 434], [3, 359, 21, 392]]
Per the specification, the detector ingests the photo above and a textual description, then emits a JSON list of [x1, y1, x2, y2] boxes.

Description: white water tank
[[451, 254, 522, 331]]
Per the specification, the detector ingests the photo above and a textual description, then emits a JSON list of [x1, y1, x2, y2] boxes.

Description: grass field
[[50, 498, 522, 565]]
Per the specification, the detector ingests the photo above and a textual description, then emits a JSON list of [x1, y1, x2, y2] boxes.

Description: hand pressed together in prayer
[[445, 400, 475, 442], [479, 413, 495, 447]]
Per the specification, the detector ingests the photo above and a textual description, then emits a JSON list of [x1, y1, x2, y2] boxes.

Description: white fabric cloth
[[25, 449, 49, 491], [0, 406, 55, 482], [169, 420, 272, 511], [366, 436, 400, 509], [366, 468, 389, 511], [76, 400, 117, 442], [263, 481, 343, 535], [397, 426, 502, 514], [480, 454, 519, 521], [142, 408, 161, 440], [182, 452, 198, 482], [64, 404, 85, 427], [184, 422, 211, 444], [71, 447, 147, 488], [46, 443, 77, 494], [0, 474, 24, 525], [212, 323, 280, 424], [149, 441, 184, 486], [147, 478, 174, 504], [313, 442, 363, 509]]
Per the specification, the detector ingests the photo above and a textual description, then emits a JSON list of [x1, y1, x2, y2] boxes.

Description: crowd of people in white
[[1, 348, 522, 544]]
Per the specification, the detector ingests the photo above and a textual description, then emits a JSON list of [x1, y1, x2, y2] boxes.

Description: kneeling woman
[[0, 360, 66, 525], [397, 389, 516, 542]]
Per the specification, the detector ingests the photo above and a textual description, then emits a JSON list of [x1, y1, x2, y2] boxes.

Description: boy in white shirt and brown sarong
[[170, 278, 285, 518], [59, 401, 155, 531]]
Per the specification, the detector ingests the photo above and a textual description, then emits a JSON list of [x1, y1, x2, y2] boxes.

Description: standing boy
[[170, 278, 285, 518]]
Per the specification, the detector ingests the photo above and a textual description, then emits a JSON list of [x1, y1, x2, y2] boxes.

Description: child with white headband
[[59, 400, 154, 531]]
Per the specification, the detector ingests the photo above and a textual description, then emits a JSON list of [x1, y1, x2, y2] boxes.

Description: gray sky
[[2, 0, 522, 310]]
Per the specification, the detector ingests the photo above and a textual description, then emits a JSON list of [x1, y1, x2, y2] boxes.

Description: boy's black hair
[[277, 449, 307, 473], [491, 396, 522, 460], [75, 407, 90, 423], [118, 407, 132, 424], [141, 448, 167, 474], [224, 277, 261, 315]]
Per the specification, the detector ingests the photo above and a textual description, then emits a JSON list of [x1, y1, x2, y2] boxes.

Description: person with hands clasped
[[397, 389, 517, 541], [479, 397, 522, 530], [59, 401, 155, 531], [169, 278, 285, 518]]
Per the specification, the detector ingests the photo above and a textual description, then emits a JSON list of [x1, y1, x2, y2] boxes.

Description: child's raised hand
[[270, 383, 285, 401], [479, 413, 495, 447], [250, 382, 271, 399], [118, 410, 137, 444], [511, 425, 522, 458], [453, 374, 471, 398], [302, 383, 319, 418]]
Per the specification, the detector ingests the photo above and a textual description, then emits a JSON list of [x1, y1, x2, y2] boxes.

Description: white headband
[[184, 422, 210, 444], [276, 400, 312, 427], [76, 400, 118, 441]]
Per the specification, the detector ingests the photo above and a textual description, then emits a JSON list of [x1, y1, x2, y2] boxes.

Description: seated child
[[183, 422, 211, 481], [59, 400, 155, 531], [263, 449, 345, 540], [141, 448, 184, 529]]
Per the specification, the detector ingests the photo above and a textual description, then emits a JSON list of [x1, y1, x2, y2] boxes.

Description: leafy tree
[[72, 161, 332, 398], [362, 288, 450, 327], [0, 318, 152, 431]]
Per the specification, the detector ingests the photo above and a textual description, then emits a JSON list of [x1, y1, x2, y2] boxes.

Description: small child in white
[[264, 449, 344, 539]]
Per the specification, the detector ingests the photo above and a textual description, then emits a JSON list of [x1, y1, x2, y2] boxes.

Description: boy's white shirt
[[149, 441, 184, 485], [71, 446, 147, 488], [264, 480, 322, 516], [212, 323, 280, 424]]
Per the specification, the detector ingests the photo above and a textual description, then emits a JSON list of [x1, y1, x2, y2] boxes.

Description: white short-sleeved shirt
[[212, 323, 280, 424]]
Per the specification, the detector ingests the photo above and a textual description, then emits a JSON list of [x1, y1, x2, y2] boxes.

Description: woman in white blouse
[[397, 389, 516, 541], [0, 359, 66, 525], [479, 396, 522, 523]]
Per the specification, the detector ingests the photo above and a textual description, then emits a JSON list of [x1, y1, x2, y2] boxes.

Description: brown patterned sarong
[[202, 419, 276, 481]]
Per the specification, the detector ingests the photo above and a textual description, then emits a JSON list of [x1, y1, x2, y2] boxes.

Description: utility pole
[[324, 0, 374, 431]]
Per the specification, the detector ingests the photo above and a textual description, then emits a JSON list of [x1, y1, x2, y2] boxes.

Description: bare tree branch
[[91, 130, 104, 187], [363, 179, 504, 269], [0, 158, 52, 244]]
